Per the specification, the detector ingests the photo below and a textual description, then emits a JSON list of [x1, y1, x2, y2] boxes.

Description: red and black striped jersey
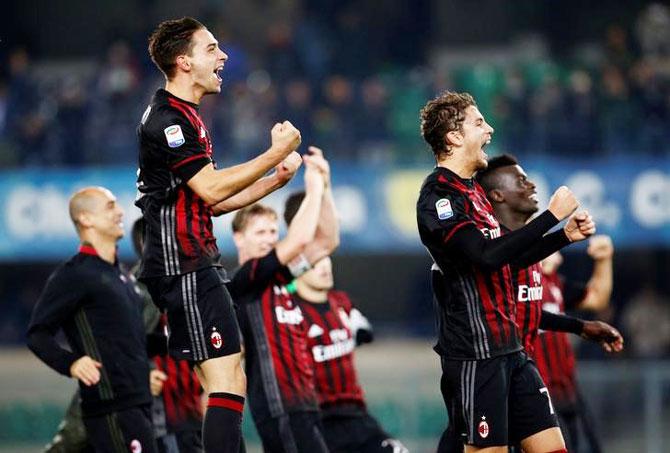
[[228, 250, 318, 423], [296, 290, 366, 416], [153, 314, 203, 432], [136, 89, 221, 278], [531, 271, 586, 405], [417, 167, 522, 360], [512, 260, 544, 353]]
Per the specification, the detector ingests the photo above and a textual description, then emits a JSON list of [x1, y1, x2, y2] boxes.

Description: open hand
[[581, 320, 624, 353], [70, 356, 102, 386]]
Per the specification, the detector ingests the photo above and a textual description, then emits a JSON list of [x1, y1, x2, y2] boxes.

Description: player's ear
[[232, 231, 244, 249], [445, 130, 462, 149], [175, 54, 191, 72], [488, 188, 504, 203], [77, 212, 94, 229]]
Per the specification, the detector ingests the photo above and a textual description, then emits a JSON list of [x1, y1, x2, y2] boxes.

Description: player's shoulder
[[328, 290, 353, 310], [419, 168, 467, 199]]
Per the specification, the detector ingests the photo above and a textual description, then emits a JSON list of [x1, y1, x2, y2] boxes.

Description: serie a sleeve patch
[[164, 124, 185, 148], [435, 198, 454, 220]]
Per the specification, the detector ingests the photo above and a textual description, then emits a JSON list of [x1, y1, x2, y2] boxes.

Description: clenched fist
[[587, 235, 614, 261], [547, 186, 579, 221], [564, 210, 596, 242], [275, 151, 303, 184], [271, 121, 302, 156]]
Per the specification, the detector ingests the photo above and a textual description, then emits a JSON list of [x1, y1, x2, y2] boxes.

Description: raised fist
[[587, 235, 614, 260], [276, 151, 302, 184], [547, 186, 578, 221], [564, 210, 596, 242], [271, 121, 302, 155]]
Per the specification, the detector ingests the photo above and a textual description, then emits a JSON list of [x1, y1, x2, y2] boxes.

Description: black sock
[[203, 392, 245, 453]]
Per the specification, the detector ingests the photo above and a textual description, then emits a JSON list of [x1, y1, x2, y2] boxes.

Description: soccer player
[[417, 91, 595, 453], [227, 147, 338, 452], [137, 17, 302, 453], [534, 244, 615, 453], [27, 187, 158, 453], [476, 155, 623, 452], [283, 191, 408, 453]]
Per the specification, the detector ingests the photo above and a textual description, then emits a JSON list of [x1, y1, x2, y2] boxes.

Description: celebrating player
[[227, 147, 338, 452], [136, 17, 302, 453], [416, 91, 595, 453], [284, 191, 408, 453]]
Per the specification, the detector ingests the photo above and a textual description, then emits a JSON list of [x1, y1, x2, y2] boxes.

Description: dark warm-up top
[[27, 246, 151, 417]]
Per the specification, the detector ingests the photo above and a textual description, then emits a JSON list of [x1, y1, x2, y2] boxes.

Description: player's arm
[[511, 211, 596, 268], [420, 186, 577, 269], [299, 147, 340, 263], [275, 160, 325, 266], [227, 250, 294, 300], [187, 122, 301, 206], [211, 152, 302, 216], [26, 270, 101, 385], [577, 235, 614, 312], [539, 310, 623, 353]]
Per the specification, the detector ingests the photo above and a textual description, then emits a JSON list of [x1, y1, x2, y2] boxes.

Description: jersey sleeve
[[227, 249, 294, 301], [417, 188, 473, 245], [152, 108, 212, 182], [26, 266, 85, 376]]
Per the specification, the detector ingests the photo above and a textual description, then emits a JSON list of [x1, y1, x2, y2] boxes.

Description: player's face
[[497, 165, 539, 216], [187, 28, 228, 95], [89, 189, 125, 241], [299, 256, 334, 291], [460, 106, 494, 172], [238, 214, 279, 259]]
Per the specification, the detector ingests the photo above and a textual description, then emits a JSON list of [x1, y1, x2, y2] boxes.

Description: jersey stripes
[[417, 166, 522, 360], [297, 291, 365, 410], [137, 89, 220, 278], [531, 272, 578, 405], [153, 352, 202, 431]]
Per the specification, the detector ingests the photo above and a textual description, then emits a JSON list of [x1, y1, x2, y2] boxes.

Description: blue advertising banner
[[0, 156, 668, 261]]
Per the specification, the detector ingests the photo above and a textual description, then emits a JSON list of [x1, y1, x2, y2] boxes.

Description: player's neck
[[496, 207, 529, 231], [79, 235, 117, 264], [436, 156, 476, 179], [295, 280, 328, 303], [165, 78, 203, 105]]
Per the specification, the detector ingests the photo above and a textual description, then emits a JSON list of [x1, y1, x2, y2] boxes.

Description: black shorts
[[440, 351, 559, 448], [255, 411, 328, 453], [322, 412, 407, 453], [83, 405, 158, 453], [145, 267, 241, 362]]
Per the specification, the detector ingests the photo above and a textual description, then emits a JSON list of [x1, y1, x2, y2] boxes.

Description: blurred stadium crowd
[[3, 2, 670, 168]]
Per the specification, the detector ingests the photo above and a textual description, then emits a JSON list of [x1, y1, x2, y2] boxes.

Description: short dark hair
[[476, 154, 519, 192], [283, 191, 306, 225], [420, 91, 476, 157], [148, 17, 205, 79], [231, 203, 277, 233], [131, 217, 145, 258]]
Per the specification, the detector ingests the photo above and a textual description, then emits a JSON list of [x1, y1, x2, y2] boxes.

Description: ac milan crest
[[478, 417, 489, 439], [211, 330, 222, 349]]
